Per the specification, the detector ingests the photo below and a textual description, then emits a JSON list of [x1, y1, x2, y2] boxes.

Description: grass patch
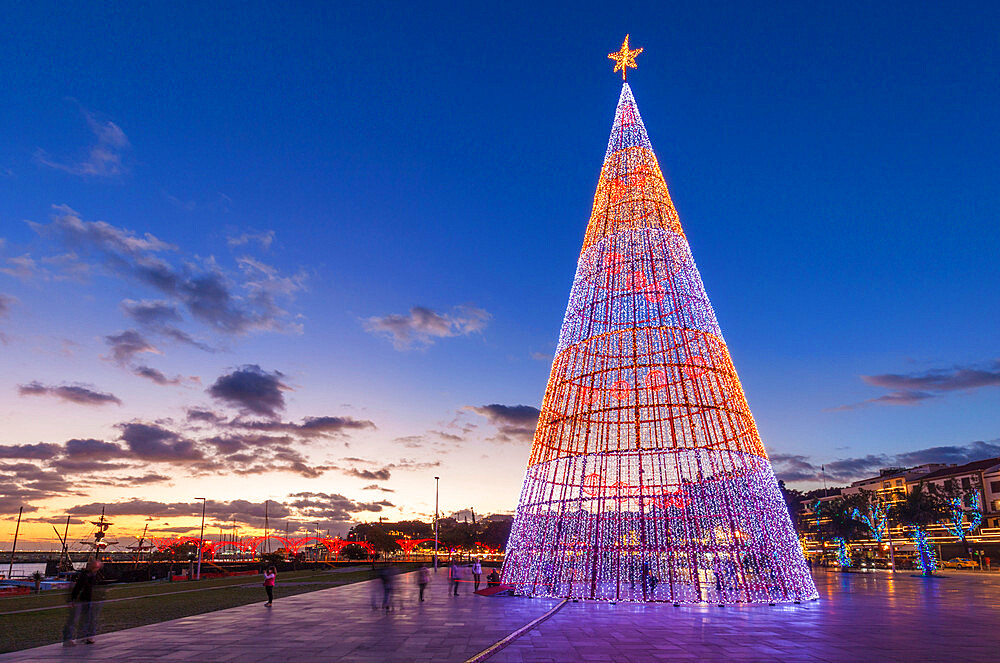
[[0, 567, 390, 653]]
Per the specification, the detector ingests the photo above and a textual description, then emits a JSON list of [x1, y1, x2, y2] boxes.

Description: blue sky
[[1, 1, 999, 545]]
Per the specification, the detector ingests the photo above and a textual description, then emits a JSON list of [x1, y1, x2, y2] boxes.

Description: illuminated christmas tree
[[502, 38, 817, 604]]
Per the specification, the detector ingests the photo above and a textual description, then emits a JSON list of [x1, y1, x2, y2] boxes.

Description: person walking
[[63, 559, 102, 646], [417, 564, 430, 602], [641, 562, 658, 596], [449, 560, 461, 596], [263, 565, 276, 606], [378, 565, 396, 611], [472, 559, 482, 591]]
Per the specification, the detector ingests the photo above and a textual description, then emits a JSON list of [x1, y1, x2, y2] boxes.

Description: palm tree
[[822, 497, 868, 569], [890, 483, 950, 576]]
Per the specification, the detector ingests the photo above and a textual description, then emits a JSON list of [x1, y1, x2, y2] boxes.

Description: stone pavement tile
[[0, 572, 559, 662], [7, 569, 1000, 661], [496, 570, 1000, 663]]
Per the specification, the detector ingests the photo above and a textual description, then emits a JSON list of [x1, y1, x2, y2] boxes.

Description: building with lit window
[[842, 463, 951, 504], [913, 458, 1000, 530], [799, 457, 1000, 568]]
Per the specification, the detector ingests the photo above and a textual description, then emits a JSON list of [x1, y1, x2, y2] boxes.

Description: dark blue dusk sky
[[1, 2, 998, 543]]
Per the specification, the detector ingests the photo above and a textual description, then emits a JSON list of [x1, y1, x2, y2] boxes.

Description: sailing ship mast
[[79, 507, 117, 559]]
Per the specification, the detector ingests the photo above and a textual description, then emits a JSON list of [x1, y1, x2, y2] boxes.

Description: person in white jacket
[[472, 559, 482, 591]]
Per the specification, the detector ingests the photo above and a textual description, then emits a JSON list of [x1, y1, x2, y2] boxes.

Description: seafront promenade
[[3, 570, 999, 661]]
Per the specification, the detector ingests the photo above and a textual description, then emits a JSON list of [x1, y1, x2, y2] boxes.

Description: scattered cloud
[[33, 206, 302, 336], [17, 381, 122, 406], [835, 360, 1000, 410], [104, 329, 160, 364], [832, 390, 936, 410], [394, 435, 426, 448], [895, 440, 1000, 467], [218, 441, 334, 479], [770, 438, 1000, 484], [389, 458, 441, 471], [118, 422, 203, 462], [0, 462, 77, 511], [287, 491, 394, 522], [0, 403, 379, 526], [361, 484, 395, 493], [120, 299, 182, 326], [228, 230, 275, 250], [64, 438, 126, 460], [0, 443, 63, 459], [48, 459, 131, 474], [0, 497, 40, 514], [132, 365, 193, 386], [185, 408, 225, 424], [101, 329, 198, 386], [165, 193, 197, 212], [240, 416, 376, 438], [40, 252, 92, 282], [864, 363, 1000, 392], [343, 467, 391, 481], [466, 404, 540, 443], [0, 255, 41, 280], [120, 299, 215, 352], [363, 304, 490, 350], [332, 455, 440, 481], [208, 364, 289, 418], [769, 453, 825, 483], [35, 106, 130, 177], [0, 293, 14, 317], [60, 493, 392, 534]]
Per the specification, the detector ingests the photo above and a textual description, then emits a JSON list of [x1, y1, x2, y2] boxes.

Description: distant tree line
[[345, 517, 513, 554]]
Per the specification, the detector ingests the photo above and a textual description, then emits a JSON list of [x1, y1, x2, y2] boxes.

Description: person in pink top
[[263, 566, 276, 606]]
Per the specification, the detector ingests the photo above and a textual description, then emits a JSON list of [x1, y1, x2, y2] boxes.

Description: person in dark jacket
[[449, 560, 461, 596], [63, 559, 102, 646]]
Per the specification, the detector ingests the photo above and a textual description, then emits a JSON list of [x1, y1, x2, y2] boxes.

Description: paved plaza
[[3, 569, 999, 661]]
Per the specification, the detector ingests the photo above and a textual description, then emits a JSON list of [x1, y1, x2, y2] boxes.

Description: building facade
[[800, 458, 1000, 568]]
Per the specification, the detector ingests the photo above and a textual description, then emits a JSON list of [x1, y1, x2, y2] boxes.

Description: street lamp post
[[195, 498, 206, 580], [434, 476, 440, 572], [314, 522, 320, 562]]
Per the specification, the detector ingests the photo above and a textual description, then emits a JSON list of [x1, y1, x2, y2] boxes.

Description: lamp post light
[[195, 498, 206, 580], [314, 522, 321, 561], [434, 476, 440, 572]]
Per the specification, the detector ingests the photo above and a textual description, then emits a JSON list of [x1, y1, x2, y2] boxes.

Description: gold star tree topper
[[608, 35, 643, 81]]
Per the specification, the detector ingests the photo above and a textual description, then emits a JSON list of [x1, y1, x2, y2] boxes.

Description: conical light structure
[[502, 83, 817, 604]]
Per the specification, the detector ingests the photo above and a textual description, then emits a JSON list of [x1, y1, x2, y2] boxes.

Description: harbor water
[[2, 562, 80, 579]]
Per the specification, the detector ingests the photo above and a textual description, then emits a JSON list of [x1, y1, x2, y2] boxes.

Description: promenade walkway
[[1, 571, 557, 662], [493, 569, 1000, 662], [3, 569, 999, 661]]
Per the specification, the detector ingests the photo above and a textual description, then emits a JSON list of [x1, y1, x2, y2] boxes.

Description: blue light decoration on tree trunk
[[911, 528, 937, 575], [834, 537, 851, 567], [811, 499, 823, 528], [942, 494, 982, 538], [851, 504, 887, 542]]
